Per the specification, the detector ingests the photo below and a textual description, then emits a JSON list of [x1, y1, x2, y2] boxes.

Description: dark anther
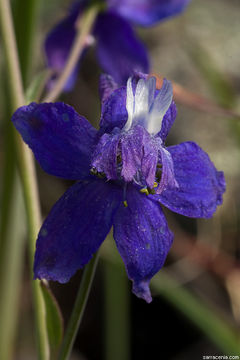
[[90, 167, 106, 179], [117, 154, 122, 164], [155, 163, 162, 182]]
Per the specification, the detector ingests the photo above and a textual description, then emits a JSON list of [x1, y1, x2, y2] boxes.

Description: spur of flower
[[12, 74, 225, 303], [46, 0, 191, 90]]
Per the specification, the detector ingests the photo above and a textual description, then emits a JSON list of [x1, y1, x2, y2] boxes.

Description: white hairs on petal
[[147, 79, 173, 135]]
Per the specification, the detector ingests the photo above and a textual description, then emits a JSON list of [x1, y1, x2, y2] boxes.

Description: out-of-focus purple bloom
[[107, 0, 191, 26], [45, 0, 191, 89], [12, 74, 225, 302]]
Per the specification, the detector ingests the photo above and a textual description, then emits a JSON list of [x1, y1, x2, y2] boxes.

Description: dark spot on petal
[[30, 116, 43, 130], [40, 228, 48, 237], [62, 113, 70, 122]]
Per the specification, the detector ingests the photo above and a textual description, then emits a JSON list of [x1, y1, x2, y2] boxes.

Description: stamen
[[97, 172, 106, 179], [140, 188, 149, 195], [90, 167, 98, 175], [90, 167, 106, 179], [117, 154, 122, 164], [153, 182, 158, 188], [156, 169, 162, 183], [148, 188, 156, 195], [123, 183, 128, 207]]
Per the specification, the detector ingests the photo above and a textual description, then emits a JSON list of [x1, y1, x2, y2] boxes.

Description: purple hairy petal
[[100, 86, 128, 133], [113, 185, 173, 303], [99, 74, 119, 103], [155, 142, 226, 218], [95, 12, 149, 85], [157, 101, 177, 142], [121, 125, 148, 183], [156, 145, 178, 194], [12, 102, 97, 179], [107, 0, 191, 27], [91, 132, 121, 180], [121, 125, 164, 189], [34, 180, 121, 283], [140, 137, 159, 189]]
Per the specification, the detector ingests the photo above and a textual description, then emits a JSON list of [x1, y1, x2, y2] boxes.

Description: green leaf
[[25, 70, 50, 103], [41, 281, 64, 357]]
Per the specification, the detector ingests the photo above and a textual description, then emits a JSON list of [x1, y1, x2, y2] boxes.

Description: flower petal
[[12, 102, 97, 179], [155, 142, 226, 218], [156, 145, 178, 194], [99, 74, 118, 103], [100, 86, 128, 133], [95, 12, 149, 85], [121, 125, 147, 183], [157, 101, 177, 142], [113, 185, 173, 303], [91, 132, 121, 180], [34, 179, 121, 283], [124, 76, 156, 131], [147, 79, 173, 135], [121, 125, 161, 189], [107, 0, 191, 27], [140, 137, 159, 189]]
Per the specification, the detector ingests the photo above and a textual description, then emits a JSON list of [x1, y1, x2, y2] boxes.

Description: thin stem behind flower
[[43, 5, 99, 103], [58, 253, 99, 360]]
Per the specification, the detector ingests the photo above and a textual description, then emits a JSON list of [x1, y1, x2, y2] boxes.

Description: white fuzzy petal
[[147, 79, 173, 135], [147, 76, 156, 109], [124, 77, 135, 131], [133, 78, 149, 121]]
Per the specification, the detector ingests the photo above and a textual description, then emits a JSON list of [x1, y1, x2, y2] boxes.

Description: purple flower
[[45, 0, 191, 89], [12, 75, 225, 303]]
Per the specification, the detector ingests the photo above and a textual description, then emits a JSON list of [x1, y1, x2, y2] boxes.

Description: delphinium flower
[[45, 0, 191, 89], [12, 74, 225, 303]]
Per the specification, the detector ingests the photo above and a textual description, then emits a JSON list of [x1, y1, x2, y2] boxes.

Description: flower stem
[[58, 253, 99, 360], [13, 0, 40, 87], [0, 0, 49, 358], [104, 260, 130, 360], [43, 4, 99, 103], [0, 175, 25, 360]]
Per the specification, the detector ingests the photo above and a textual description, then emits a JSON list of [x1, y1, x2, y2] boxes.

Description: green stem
[[13, 0, 39, 87], [104, 260, 130, 360], [43, 4, 99, 102], [0, 0, 49, 358], [58, 253, 99, 360], [0, 89, 17, 255], [0, 176, 25, 360], [0, 0, 24, 108]]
